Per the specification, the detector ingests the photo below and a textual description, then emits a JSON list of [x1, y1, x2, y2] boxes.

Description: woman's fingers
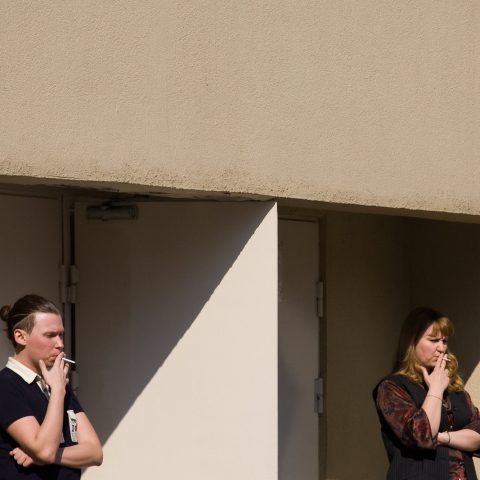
[[38, 359, 47, 377], [420, 366, 430, 386], [434, 353, 444, 368], [54, 351, 65, 366], [41, 353, 69, 391], [440, 354, 449, 368], [10, 447, 34, 467], [422, 354, 450, 394], [429, 354, 450, 392]]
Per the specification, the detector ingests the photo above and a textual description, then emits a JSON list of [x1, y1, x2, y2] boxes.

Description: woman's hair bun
[[0, 304, 11, 322]]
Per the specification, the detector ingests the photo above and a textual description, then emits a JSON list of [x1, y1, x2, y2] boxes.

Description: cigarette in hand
[[62, 357, 76, 365], [443, 355, 450, 362]]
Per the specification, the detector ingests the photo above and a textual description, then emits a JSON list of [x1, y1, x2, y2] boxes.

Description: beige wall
[[326, 212, 480, 479], [75, 202, 278, 480], [1, 2, 480, 216]]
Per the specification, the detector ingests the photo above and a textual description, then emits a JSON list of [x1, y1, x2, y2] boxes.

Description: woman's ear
[[13, 328, 28, 346]]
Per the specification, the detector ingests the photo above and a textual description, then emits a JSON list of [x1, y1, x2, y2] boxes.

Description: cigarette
[[443, 355, 450, 362], [62, 357, 76, 365]]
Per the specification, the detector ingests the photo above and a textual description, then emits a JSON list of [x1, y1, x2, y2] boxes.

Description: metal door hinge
[[314, 377, 324, 414], [59, 265, 79, 304], [86, 203, 138, 221]]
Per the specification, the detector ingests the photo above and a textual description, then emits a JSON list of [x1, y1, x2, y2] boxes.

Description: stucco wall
[[1, 2, 480, 215]]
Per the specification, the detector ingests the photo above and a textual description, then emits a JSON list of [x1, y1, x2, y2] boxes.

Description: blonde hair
[[395, 308, 464, 392]]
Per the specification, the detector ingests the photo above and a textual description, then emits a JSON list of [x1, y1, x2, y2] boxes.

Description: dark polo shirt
[[0, 362, 83, 480]]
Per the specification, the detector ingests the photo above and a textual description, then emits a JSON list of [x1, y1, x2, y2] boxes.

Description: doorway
[[278, 218, 323, 480], [0, 191, 62, 366]]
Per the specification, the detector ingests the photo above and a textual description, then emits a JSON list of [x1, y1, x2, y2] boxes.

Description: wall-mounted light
[[86, 204, 138, 221]]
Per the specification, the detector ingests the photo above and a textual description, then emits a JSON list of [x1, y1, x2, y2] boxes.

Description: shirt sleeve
[[0, 381, 34, 428], [376, 379, 437, 450], [462, 390, 480, 435], [65, 384, 84, 414]]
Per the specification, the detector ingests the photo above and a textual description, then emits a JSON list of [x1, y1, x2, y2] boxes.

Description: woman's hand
[[419, 353, 449, 439], [39, 353, 69, 394], [420, 353, 450, 396], [10, 447, 37, 468], [437, 431, 450, 445]]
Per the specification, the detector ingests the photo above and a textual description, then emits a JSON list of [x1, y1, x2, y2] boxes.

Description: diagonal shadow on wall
[[74, 201, 275, 448]]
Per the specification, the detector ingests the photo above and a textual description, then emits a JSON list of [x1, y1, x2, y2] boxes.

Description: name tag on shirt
[[67, 409, 78, 443]]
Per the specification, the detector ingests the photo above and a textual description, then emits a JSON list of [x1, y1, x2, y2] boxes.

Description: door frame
[[278, 210, 327, 480]]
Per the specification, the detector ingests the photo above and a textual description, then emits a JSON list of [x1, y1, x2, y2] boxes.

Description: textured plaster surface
[[1, 1, 480, 214]]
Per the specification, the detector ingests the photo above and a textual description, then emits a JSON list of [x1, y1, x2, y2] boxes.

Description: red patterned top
[[376, 380, 480, 480]]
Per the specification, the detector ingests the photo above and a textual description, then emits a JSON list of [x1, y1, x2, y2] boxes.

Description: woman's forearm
[[7, 388, 66, 464], [438, 429, 480, 452], [421, 392, 444, 438], [54, 442, 103, 468], [28, 388, 66, 462], [53, 412, 103, 468]]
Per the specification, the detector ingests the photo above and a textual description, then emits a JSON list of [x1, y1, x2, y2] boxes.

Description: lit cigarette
[[443, 355, 450, 362], [62, 357, 76, 365]]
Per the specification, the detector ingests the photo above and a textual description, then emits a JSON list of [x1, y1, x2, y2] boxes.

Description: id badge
[[67, 410, 78, 443]]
